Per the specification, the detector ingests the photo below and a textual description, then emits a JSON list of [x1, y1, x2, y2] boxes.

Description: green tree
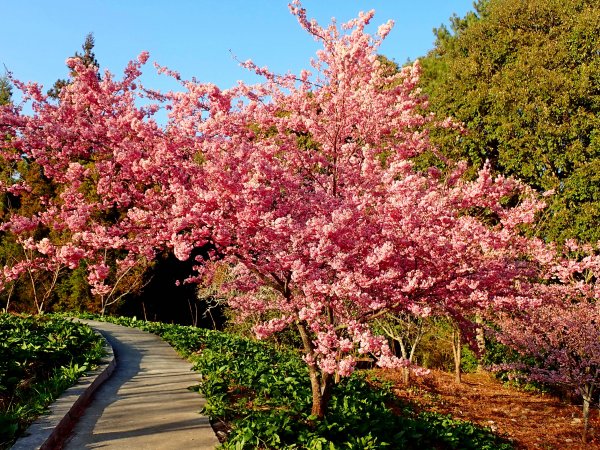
[[420, 0, 600, 242], [48, 32, 99, 99], [0, 75, 12, 106]]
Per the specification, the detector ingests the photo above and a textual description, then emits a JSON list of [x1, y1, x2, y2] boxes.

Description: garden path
[[62, 320, 219, 449]]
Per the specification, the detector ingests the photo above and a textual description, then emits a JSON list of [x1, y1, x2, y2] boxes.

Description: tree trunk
[[452, 326, 462, 383], [581, 384, 593, 443], [402, 366, 410, 385], [297, 321, 333, 419], [397, 338, 411, 385], [3, 283, 14, 313], [307, 367, 333, 418], [475, 314, 486, 373], [27, 268, 42, 314]]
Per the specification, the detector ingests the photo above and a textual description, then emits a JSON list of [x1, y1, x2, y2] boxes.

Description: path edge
[[10, 324, 116, 450]]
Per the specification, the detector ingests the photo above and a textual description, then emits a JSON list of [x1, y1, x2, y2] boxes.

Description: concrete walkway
[[63, 320, 219, 449]]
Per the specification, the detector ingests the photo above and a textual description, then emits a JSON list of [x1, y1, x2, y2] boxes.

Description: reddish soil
[[378, 369, 599, 449]]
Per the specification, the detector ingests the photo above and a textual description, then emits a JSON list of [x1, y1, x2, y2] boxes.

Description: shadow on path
[[63, 321, 218, 449]]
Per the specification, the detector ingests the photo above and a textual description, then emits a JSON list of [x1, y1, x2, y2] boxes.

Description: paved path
[[63, 320, 219, 449]]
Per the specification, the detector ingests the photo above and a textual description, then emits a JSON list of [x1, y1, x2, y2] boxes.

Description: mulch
[[376, 368, 599, 449]]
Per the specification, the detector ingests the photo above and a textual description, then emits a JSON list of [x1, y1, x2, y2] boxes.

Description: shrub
[[0, 314, 104, 449]]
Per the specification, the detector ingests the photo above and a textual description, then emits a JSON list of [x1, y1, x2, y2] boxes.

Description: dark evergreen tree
[[48, 32, 100, 99], [0, 75, 12, 106], [420, 0, 600, 243]]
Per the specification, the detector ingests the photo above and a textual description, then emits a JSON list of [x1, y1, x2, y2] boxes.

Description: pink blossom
[[0, 1, 571, 414], [172, 235, 193, 261]]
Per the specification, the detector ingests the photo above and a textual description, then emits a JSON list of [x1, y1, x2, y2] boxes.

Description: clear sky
[[1, 1, 474, 94]]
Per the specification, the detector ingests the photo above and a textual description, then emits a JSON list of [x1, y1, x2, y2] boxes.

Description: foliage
[[490, 240, 600, 442], [0, 76, 11, 107], [420, 0, 600, 242], [373, 313, 481, 383], [0, 314, 104, 448], [81, 313, 513, 449], [458, 345, 479, 374], [0, 32, 151, 316], [405, 317, 478, 374], [0, 1, 588, 417], [0, 0, 555, 417]]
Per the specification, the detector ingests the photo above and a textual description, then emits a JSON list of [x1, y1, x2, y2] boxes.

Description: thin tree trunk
[[207, 307, 217, 330], [452, 327, 462, 384], [27, 268, 42, 314], [475, 314, 486, 373], [402, 367, 410, 385], [4, 283, 15, 313], [581, 384, 593, 443], [187, 299, 198, 327], [582, 397, 590, 444], [397, 337, 411, 384]]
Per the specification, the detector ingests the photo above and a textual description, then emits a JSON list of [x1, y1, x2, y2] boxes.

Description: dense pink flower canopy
[[496, 301, 600, 392], [1, 1, 584, 378]]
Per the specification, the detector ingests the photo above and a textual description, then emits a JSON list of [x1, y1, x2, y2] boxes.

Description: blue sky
[[1, 1, 474, 94]]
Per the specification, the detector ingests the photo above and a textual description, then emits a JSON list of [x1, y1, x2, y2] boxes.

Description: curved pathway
[[63, 320, 219, 449]]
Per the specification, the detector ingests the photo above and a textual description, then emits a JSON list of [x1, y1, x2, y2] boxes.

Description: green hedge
[[0, 314, 104, 449]]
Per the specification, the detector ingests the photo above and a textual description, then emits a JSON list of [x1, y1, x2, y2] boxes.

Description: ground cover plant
[[0, 314, 104, 449], [81, 313, 513, 449]]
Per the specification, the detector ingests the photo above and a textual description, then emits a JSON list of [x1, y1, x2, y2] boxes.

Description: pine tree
[[48, 32, 99, 99], [0, 75, 12, 106]]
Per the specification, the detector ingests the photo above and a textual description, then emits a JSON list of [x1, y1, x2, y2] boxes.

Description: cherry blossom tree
[[493, 242, 600, 442], [0, 52, 177, 312], [157, 2, 549, 416], [495, 301, 600, 443], [0, 2, 551, 418]]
